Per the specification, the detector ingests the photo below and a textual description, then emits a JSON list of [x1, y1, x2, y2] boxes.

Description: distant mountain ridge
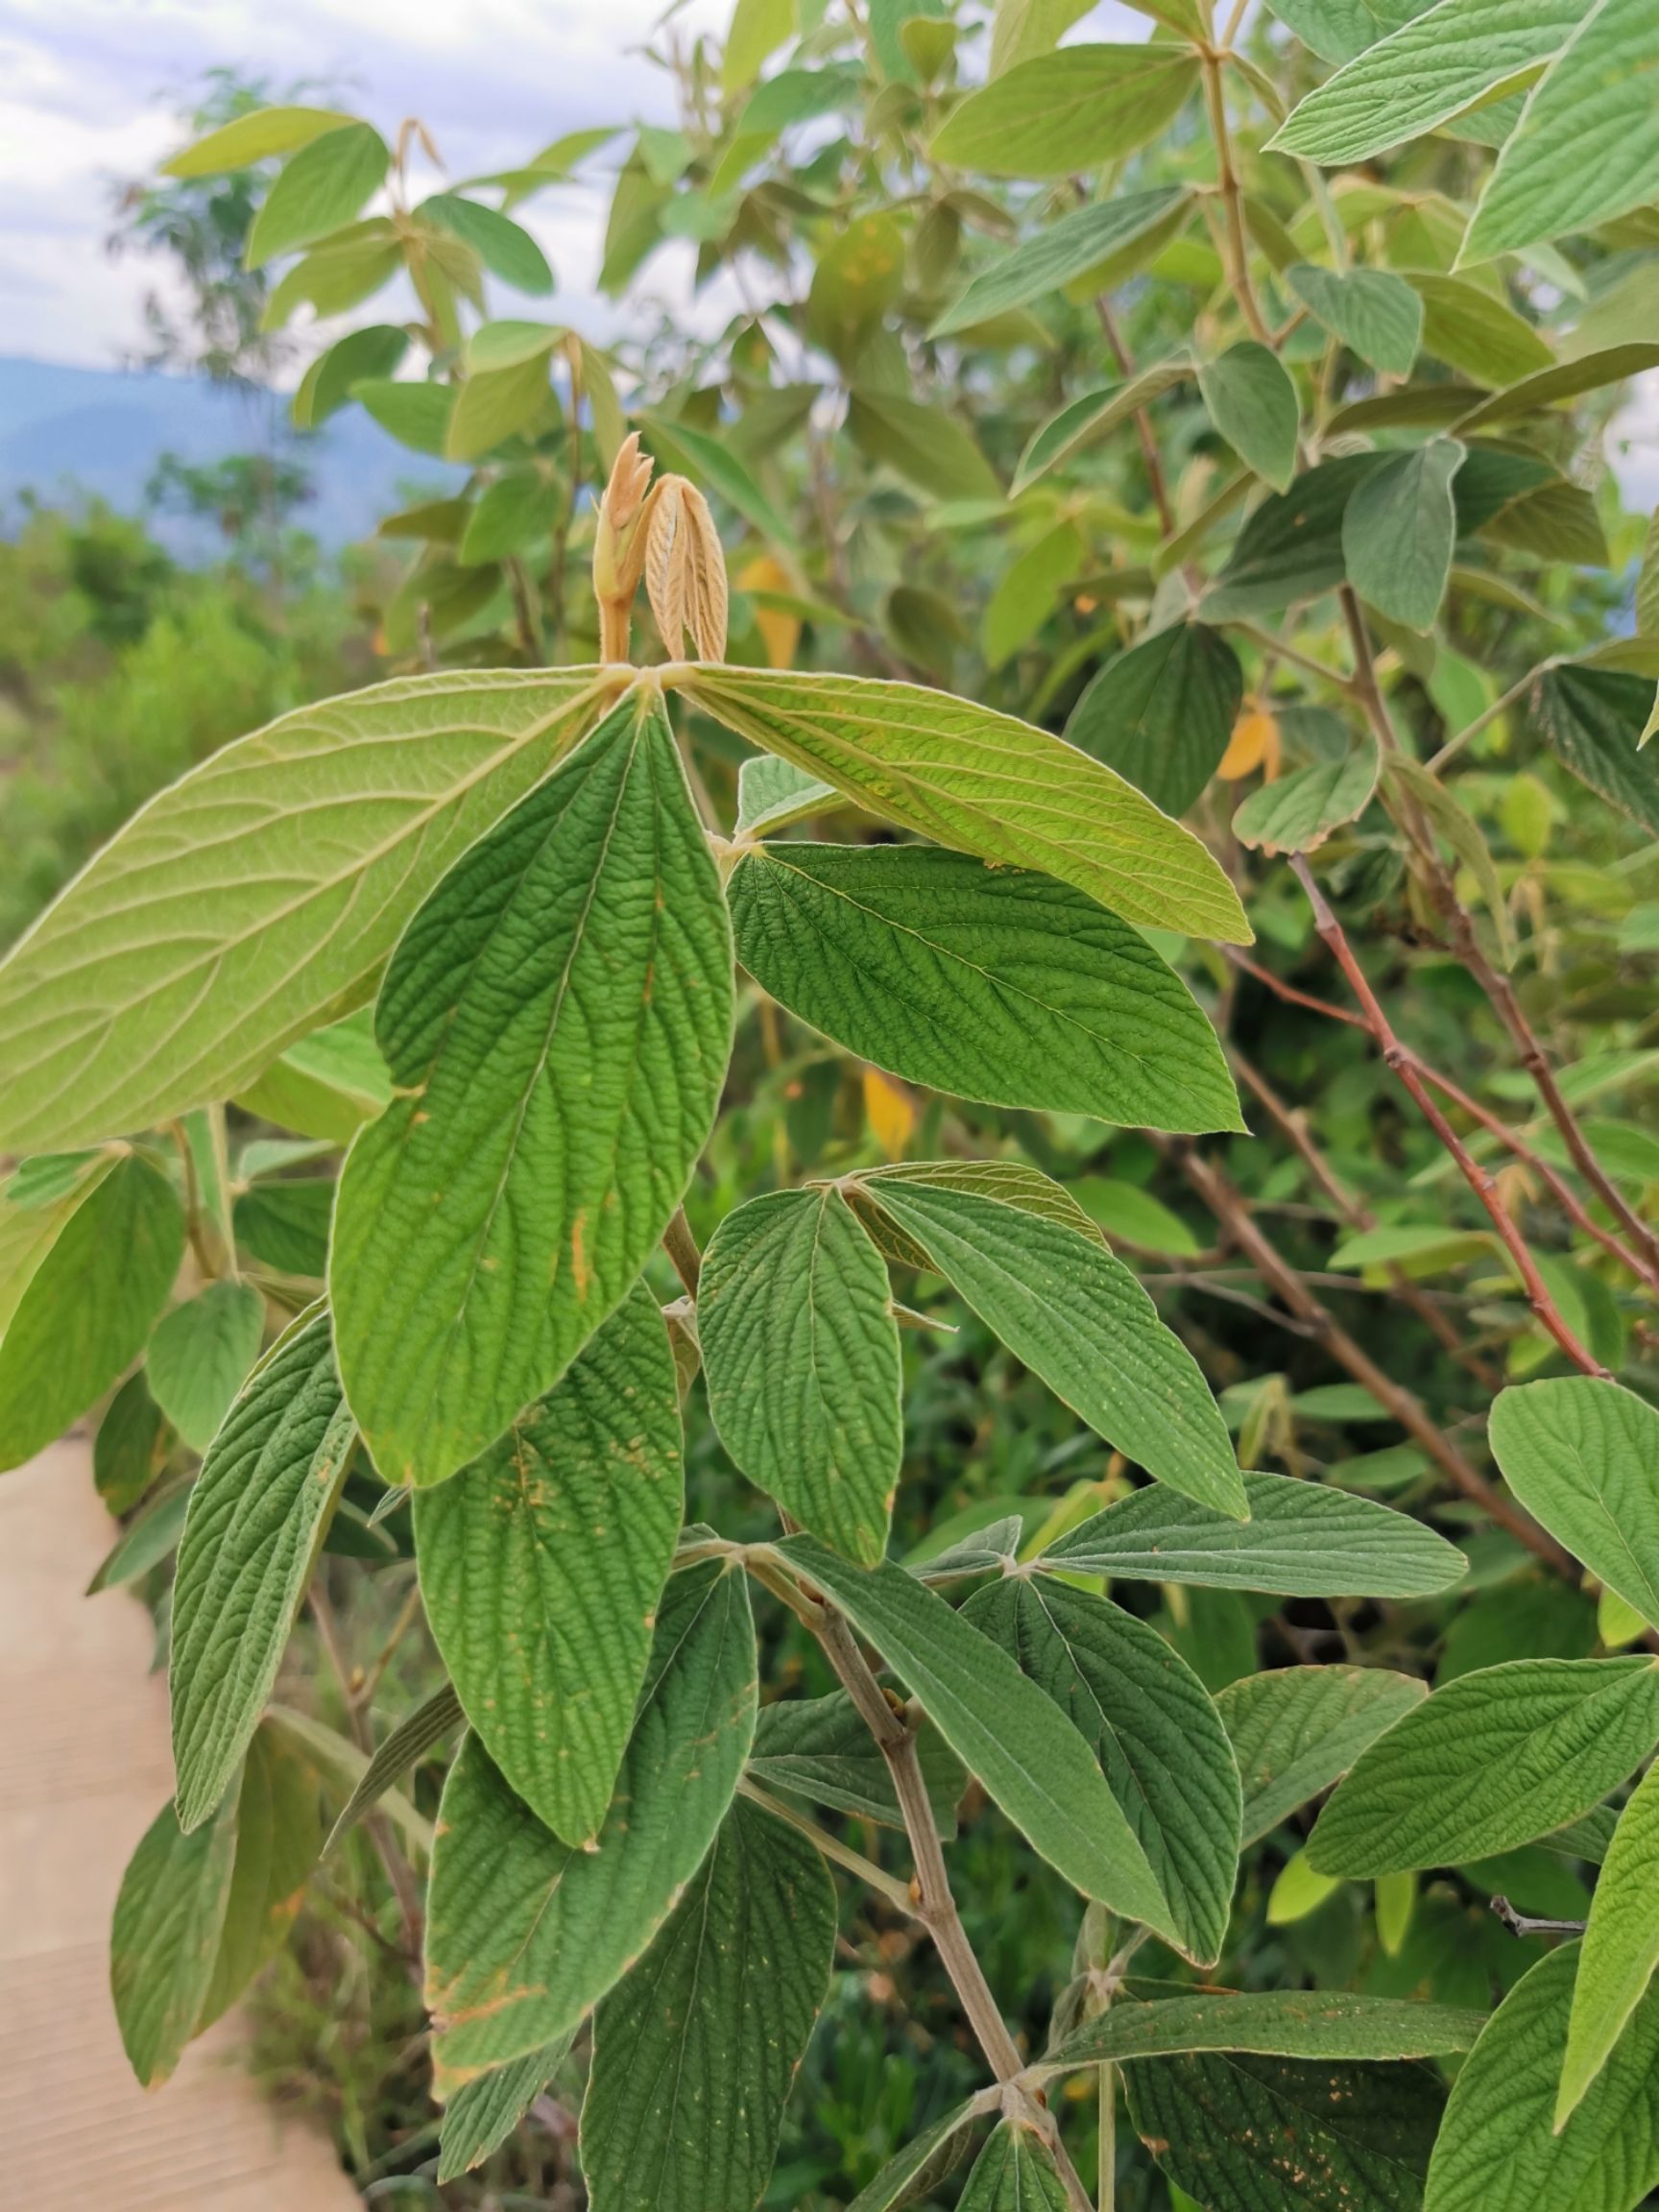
[[0, 355, 455, 553]]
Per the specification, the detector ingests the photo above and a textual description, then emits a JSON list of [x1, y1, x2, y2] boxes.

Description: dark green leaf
[[956, 2122, 1070, 2210], [748, 1690, 965, 1838], [146, 1281, 265, 1454], [1342, 439, 1465, 633], [1199, 343, 1300, 492], [110, 1792, 238, 2086], [325, 1683, 465, 1855], [1288, 263, 1423, 373], [438, 2036, 573, 2182], [931, 187, 1188, 334], [1529, 665, 1659, 836], [1043, 1989, 1485, 2072], [1064, 620, 1244, 818], [1205, 454, 1386, 618]]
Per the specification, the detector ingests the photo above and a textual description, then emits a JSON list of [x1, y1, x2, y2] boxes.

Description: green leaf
[[1199, 343, 1301, 493], [1043, 1989, 1486, 2073], [170, 1306, 354, 1832], [146, 1281, 265, 1455], [582, 1796, 836, 2212], [446, 352, 552, 463], [1528, 665, 1659, 837], [110, 1791, 238, 2086], [246, 122, 390, 266], [290, 324, 408, 428], [421, 193, 554, 293], [847, 389, 1001, 501], [697, 1188, 901, 1566], [1071, 1177, 1202, 1257], [845, 2098, 985, 2212], [1234, 735, 1382, 854], [929, 45, 1200, 177], [1412, 273, 1554, 386], [0, 1154, 183, 1473], [264, 226, 401, 331], [679, 667, 1252, 944], [747, 1690, 965, 1839], [965, 1577, 1241, 1966], [1217, 1667, 1428, 1843], [232, 1179, 334, 1277], [0, 1149, 117, 1335], [1011, 363, 1193, 494], [1125, 2048, 1445, 2212], [776, 1535, 1181, 1942], [1342, 439, 1465, 632], [982, 521, 1084, 669], [355, 375, 455, 455], [1557, 1760, 1659, 2124], [233, 1007, 391, 1147], [163, 104, 359, 178], [1489, 1379, 1659, 1630], [854, 1172, 1247, 1520], [86, 1479, 193, 1594], [199, 1719, 323, 2030], [1205, 453, 1386, 618], [1065, 621, 1244, 819], [0, 667, 610, 1153], [414, 1284, 684, 1843], [94, 1368, 167, 1514], [728, 843, 1241, 1132], [1287, 263, 1423, 374], [438, 2036, 574, 2182], [331, 690, 733, 1490], [325, 1683, 465, 1855], [990, 0, 1096, 74], [1308, 1657, 1659, 1877], [734, 756, 837, 836], [458, 467, 553, 566], [1041, 1472, 1466, 1596], [956, 2122, 1070, 2210], [805, 213, 906, 370], [1270, 0, 1581, 165], [930, 187, 1188, 335], [1265, 0, 1431, 64], [426, 1561, 757, 2081], [1462, 0, 1659, 263], [1424, 1942, 1659, 2212]]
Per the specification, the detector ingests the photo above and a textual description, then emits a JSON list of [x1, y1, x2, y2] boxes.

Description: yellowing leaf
[[737, 553, 801, 668], [1218, 704, 1282, 781], [863, 1067, 916, 1158]]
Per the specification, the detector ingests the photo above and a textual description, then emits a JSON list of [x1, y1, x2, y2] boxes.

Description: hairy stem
[[1200, 54, 1271, 345]]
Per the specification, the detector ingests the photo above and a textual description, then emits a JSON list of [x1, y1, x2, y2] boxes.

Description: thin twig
[[663, 1205, 702, 1298], [737, 1779, 918, 1916], [1200, 55, 1272, 345], [1491, 1895, 1587, 1939], [1093, 296, 1176, 536]]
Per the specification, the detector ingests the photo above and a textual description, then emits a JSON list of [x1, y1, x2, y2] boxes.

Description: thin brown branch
[[1093, 296, 1176, 537], [662, 1205, 702, 1298], [1200, 56, 1272, 345]]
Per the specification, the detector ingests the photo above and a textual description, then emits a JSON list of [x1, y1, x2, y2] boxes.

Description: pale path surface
[[0, 1439, 361, 2211]]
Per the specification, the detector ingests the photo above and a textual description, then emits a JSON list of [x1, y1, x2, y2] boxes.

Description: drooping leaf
[[415, 1284, 685, 1842], [734, 755, 837, 836], [325, 1683, 465, 1855], [1490, 1379, 1659, 1629], [198, 1719, 323, 2030], [1342, 439, 1465, 633], [1217, 1667, 1429, 1843], [854, 1172, 1247, 1520], [582, 1796, 836, 2212], [1309, 1658, 1659, 1877], [0, 667, 611, 1152], [170, 1306, 355, 1832], [1288, 262, 1424, 373], [94, 1368, 168, 1514], [438, 2035, 574, 2182], [1043, 1989, 1485, 2073], [1064, 620, 1244, 819], [109, 1791, 238, 2087], [679, 667, 1252, 944], [245, 122, 390, 265], [426, 1561, 757, 2081], [1199, 343, 1300, 493], [331, 690, 733, 1489], [1528, 665, 1659, 837], [1204, 454, 1386, 618], [1041, 1473, 1466, 1596], [747, 1689, 965, 1839], [776, 1535, 1181, 1943], [929, 45, 1200, 177], [1557, 1759, 1659, 2125], [146, 1281, 265, 1455], [931, 187, 1189, 334], [697, 1188, 901, 1565], [729, 843, 1241, 1132], [1012, 364, 1193, 494], [845, 2099, 986, 2212], [956, 2121, 1070, 2210], [965, 1576, 1241, 1966], [1233, 735, 1381, 854]]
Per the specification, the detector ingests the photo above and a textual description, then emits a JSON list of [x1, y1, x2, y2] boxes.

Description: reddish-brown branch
[[1093, 296, 1177, 537]]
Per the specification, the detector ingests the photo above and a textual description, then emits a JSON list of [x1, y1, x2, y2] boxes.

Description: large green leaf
[[1204, 454, 1386, 618], [1199, 343, 1300, 493], [678, 667, 1251, 944], [747, 1689, 965, 1838], [109, 1791, 238, 2087], [415, 1284, 685, 1843], [331, 690, 733, 1489], [1041, 1473, 1466, 1596], [965, 1577, 1241, 1966], [929, 45, 1199, 177], [1462, 0, 1659, 263], [1288, 262, 1424, 374], [1424, 1942, 1659, 2212], [777, 1535, 1181, 1942], [956, 2122, 1070, 2210], [1343, 439, 1465, 633], [199, 1719, 323, 2030], [1233, 736, 1381, 854], [0, 1153, 183, 1473], [1042, 1990, 1486, 2073], [146, 1280, 265, 1454], [728, 843, 1241, 1131], [1558, 1760, 1659, 2125], [930, 186, 1188, 335], [438, 2036, 574, 2182], [1217, 1667, 1428, 1843], [1412, 273, 1553, 386], [171, 1306, 354, 1832], [581, 1797, 836, 2212], [1528, 666, 1659, 838], [1270, 0, 1581, 164], [855, 1170, 1246, 1519], [1490, 1379, 1659, 1629], [245, 122, 390, 265], [0, 667, 611, 1152], [1063, 620, 1244, 820], [1308, 1658, 1659, 1877], [426, 1561, 757, 2081], [697, 1188, 901, 1565]]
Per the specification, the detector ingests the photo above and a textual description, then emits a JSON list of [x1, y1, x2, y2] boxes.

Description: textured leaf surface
[[1559, 1759, 1659, 2125], [931, 186, 1187, 334], [1490, 1379, 1659, 1628], [325, 1682, 465, 1855], [698, 1188, 900, 1565], [0, 667, 610, 1152], [1288, 262, 1423, 373], [734, 754, 836, 836], [245, 122, 389, 264], [1528, 666, 1659, 838], [778, 1536, 1179, 1939], [1204, 454, 1385, 618], [426, 1562, 757, 2080], [1199, 343, 1300, 493], [0, 1153, 183, 1473], [170, 1306, 353, 1831], [966, 1577, 1240, 1966], [1309, 1658, 1659, 1876], [582, 1796, 835, 2212], [438, 2036, 573, 2182], [957, 2123, 1070, 2210], [332, 691, 733, 1488], [1234, 736, 1381, 854], [845, 2099, 984, 2212], [1063, 621, 1244, 820], [747, 1689, 965, 1838], [1042, 1473, 1465, 1595], [109, 1792, 238, 2087], [860, 1177, 1246, 1520], [679, 667, 1251, 943], [1044, 1990, 1485, 2072], [199, 1719, 322, 2029], [1012, 363, 1193, 495], [928, 45, 1199, 176], [1343, 439, 1465, 633], [415, 1283, 685, 1843], [729, 843, 1240, 1131], [1425, 1942, 1659, 2212], [1218, 1667, 1428, 1843], [146, 1280, 265, 1454]]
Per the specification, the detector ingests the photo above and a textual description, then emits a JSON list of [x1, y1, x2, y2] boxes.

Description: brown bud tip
[[603, 430, 654, 534]]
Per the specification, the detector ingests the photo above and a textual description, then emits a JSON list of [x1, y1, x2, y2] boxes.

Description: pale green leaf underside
[[325, 1681, 465, 1856], [928, 45, 1200, 178], [730, 843, 1242, 1132], [331, 691, 733, 1488], [958, 2122, 1070, 2211], [1198, 342, 1300, 493], [437, 2035, 573, 2183], [1343, 438, 1465, 633], [1558, 1759, 1659, 2127], [1233, 738, 1381, 854], [1287, 262, 1424, 374], [110, 1793, 238, 2087], [415, 1283, 685, 1845], [680, 666, 1252, 944], [698, 1188, 902, 1565], [146, 1280, 266, 1455], [1490, 1378, 1659, 1630], [1217, 1666, 1428, 1843], [930, 185, 1187, 335], [1041, 1988, 1486, 2074], [0, 667, 613, 1154]]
